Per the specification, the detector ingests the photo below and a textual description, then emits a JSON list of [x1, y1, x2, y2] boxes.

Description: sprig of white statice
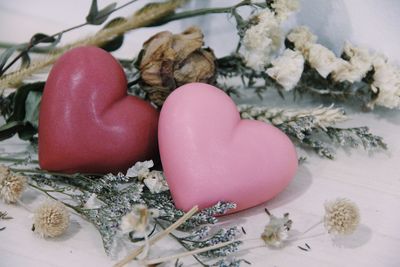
[[306, 43, 342, 79], [238, 104, 347, 130], [266, 49, 304, 91], [370, 55, 400, 109], [242, 9, 281, 71], [332, 42, 374, 83], [270, 0, 300, 22], [286, 26, 317, 54]]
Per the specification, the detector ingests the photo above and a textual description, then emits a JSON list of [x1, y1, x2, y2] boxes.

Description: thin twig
[[114, 205, 198, 267], [144, 239, 239, 265]]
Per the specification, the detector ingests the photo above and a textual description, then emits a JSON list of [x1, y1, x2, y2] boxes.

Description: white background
[[0, 1, 399, 266]]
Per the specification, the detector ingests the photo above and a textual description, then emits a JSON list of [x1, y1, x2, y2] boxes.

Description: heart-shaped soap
[[39, 46, 159, 173], [159, 83, 298, 212]]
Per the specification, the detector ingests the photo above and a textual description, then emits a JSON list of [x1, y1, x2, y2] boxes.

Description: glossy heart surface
[[39, 46, 159, 173], [158, 83, 298, 212]]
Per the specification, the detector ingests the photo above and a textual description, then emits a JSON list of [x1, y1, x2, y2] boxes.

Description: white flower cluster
[[333, 42, 374, 83], [287, 27, 400, 108], [271, 0, 300, 22], [242, 9, 282, 71], [370, 55, 400, 109], [126, 160, 169, 194], [266, 49, 304, 91]]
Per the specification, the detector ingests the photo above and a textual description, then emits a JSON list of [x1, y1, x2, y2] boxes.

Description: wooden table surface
[[1, 1, 399, 266]]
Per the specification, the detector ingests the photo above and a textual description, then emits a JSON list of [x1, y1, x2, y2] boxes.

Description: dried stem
[[144, 239, 239, 265], [0, 0, 187, 90], [114, 205, 199, 267]]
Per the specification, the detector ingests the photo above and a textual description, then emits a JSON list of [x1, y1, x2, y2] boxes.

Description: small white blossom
[[324, 198, 360, 235], [83, 193, 103, 209], [371, 60, 400, 109], [126, 160, 154, 180], [266, 49, 304, 91], [120, 204, 159, 234], [33, 200, 70, 238], [261, 210, 292, 247], [242, 9, 282, 71], [333, 42, 374, 83], [286, 26, 317, 54], [143, 171, 169, 194], [271, 0, 300, 22], [306, 43, 341, 78]]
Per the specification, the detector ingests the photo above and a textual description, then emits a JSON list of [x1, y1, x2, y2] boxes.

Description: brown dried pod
[[139, 27, 216, 106]]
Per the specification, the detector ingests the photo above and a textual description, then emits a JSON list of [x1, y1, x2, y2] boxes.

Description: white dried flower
[[33, 200, 70, 238], [286, 26, 317, 54], [143, 171, 169, 194], [83, 193, 103, 209], [271, 0, 300, 22], [126, 160, 154, 180], [333, 42, 374, 83], [266, 49, 304, 91], [306, 43, 341, 78], [120, 204, 159, 234], [324, 198, 360, 235], [242, 9, 282, 71], [261, 211, 292, 247], [0, 165, 26, 204], [370, 60, 400, 109]]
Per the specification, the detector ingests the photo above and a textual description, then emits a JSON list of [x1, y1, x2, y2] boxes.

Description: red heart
[[39, 46, 159, 173]]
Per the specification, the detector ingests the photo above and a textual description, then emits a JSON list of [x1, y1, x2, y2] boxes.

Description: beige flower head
[[0, 165, 27, 204], [120, 204, 159, 235], [324, 198, 360, 235], [33, 200, 70, 238], [261, 210, 292, 247]]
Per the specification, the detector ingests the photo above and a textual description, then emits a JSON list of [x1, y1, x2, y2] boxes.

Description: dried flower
[[120, 204, 158, 234], [242, 9, 281, 71], [139, 27, 216, 106], [271, 0, 300, 22], [306, 43, 341, 78], [324, 198, 360, 235], [0, 165, 26, 204], [33, 200, 70, 238], [143, 170, 169, 194], [370, 58, 400, 109], [286, 26, 317, 54], [126, 160, 154, 180], [261, 211, 292, 247], [266, 49, 304, 91], [333, 42, 374, 83]]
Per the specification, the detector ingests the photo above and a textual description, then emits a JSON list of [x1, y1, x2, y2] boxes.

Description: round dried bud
[[324, 198, 360, 235], [139, 27, 216, 106], [33, 201, 70, 238], [0, 165, 26, 204]]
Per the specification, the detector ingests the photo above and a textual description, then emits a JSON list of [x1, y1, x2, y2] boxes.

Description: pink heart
[[158, 83, 298, 212], [39, 46, 159, 173]]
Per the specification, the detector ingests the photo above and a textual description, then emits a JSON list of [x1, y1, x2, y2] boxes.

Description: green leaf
[[100, 17, 126, 52], [24, 91, 42, 129], [86, 0, 117, 25], [7, 82, 45, 123], [0, 44, 25, 73], [20, 52, 31, 70], [30, 33, 56, 45], [17, 123, 37, 141], [0, 121, 26, 141]]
